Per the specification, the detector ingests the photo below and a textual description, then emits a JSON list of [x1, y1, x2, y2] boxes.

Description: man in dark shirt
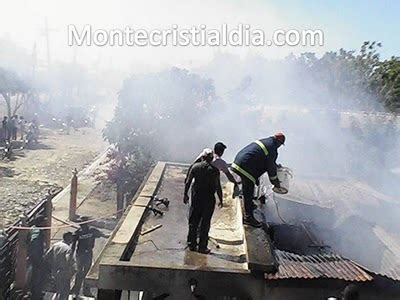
[[71, 216, 109, 297], [11, 115, 18, 140], [28, 214, 46, 300], [232, 133, 285, 228], [2, 116, 8, 142], [184, 151, 223, 254]]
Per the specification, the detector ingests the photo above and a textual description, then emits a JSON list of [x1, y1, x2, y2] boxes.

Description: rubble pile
[[1, 180, 61, 229]]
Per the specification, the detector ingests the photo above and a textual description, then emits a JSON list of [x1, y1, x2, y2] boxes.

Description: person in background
[[65, 114, 72, 135], [71, 216, 110, 297], [32, 116, 40, 138], [10, 115, 18, 140], [186, 142, 240, 186], [184, 150, 223, 254], [27, 121, 39, 144], [1, 116, 8, 142], [18, 116, 26, 140], [45, 232, 76, 300], [232, 133, 285, 228], [28, 214, 47, 300], [341, 284, 359, 300]]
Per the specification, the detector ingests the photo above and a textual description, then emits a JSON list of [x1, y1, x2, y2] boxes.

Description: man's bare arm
[[184, 167, 194, 204], [216, 175, 223, 207], [98, 229, 110, 239], [224, 170, 239, 184], [71, 233, 78, 253]]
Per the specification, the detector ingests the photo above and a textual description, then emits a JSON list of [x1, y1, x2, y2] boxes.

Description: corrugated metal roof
[[372, 226, 400, 281], [266, 177, 400, 282], [266, 250, 373, 282]]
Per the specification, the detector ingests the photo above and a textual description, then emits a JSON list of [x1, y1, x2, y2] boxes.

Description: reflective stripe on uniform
[[254, 140, 269, 156], [231, 163, 256, 184]]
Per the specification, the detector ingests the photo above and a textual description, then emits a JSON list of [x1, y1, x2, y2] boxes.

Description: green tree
[[104, 67, 217, 160], [102, 67, 217, 212], [0, 67, 32, 117], [373, 57, 400, 113]]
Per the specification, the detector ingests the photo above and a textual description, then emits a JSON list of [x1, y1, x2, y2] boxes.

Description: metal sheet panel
[[266, 250, 373, 282]]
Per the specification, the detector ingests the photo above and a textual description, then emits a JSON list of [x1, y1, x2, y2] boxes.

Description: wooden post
[[44, 194, 53, 249], [69, 168, 78, 221], [15, 226, 28, 290], [116, 184, 124, 219]]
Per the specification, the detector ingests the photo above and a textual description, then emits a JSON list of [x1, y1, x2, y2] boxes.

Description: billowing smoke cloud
[[196, 52, 398, 183], [191, 52, 400, 278]]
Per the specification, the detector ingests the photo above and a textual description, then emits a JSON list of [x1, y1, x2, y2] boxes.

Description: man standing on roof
[[232, 133, 286, 228], [184, 150, 223, 254], [186, 142, 240, 185]]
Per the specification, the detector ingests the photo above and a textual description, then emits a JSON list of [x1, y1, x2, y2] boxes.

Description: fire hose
[[6, 208, 126, 231]]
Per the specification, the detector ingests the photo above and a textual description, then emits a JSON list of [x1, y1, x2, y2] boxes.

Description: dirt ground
[[0, 127, 107, 230]]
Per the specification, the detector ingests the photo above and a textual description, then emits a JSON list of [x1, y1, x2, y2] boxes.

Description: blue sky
[[268, 0, 400, 58], [0, 0, 399, 70]]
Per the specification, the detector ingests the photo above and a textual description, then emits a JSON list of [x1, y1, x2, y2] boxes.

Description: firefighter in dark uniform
[[184, 150, 223, 254], [71, 216, 109, 297], [232, 133, 285, 228]]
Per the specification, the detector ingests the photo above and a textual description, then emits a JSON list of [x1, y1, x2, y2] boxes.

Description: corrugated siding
[[266, 250, 373, 282], [368, 249, 400, 281], [372, 226, 400, 281]]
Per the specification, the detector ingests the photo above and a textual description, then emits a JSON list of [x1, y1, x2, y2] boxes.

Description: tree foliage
[[203, 42, 400, 114], [0, 67, 32, 117], [373, 56, 400, 113], [293, 42, 400, 113], [102, 67, 217, 200], [104, 67, 217, 160]]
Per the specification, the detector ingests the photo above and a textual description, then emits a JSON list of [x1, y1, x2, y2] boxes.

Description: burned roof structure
[[268, 250, 372, 281], [266, 177, 400, 282], [87, 162, 399, 299]]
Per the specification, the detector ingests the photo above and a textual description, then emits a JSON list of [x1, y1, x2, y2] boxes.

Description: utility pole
[[38, 18, 58, 69], [31, 42, 37, 80], [44, 18, 51, 68], [44, 18, 51, 67]]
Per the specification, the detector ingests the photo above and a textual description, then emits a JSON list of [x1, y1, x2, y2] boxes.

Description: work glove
[[258, 195, 266, 204], [271, 178, 281, 188], [232, 184, 241, 198]]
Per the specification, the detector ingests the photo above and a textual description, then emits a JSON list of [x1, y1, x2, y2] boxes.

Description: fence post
[[116, 183, 125, 219], [69, 168, 78, 221], [15, 225, 28, 291], [44, 195, 53, 249]]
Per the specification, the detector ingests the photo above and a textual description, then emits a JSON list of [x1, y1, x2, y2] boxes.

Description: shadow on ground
[[25, 142, 54, 150], [0, 166, 15, 177]]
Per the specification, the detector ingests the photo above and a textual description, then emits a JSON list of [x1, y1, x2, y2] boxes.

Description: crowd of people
[[23, 133, 285, 299], [27, 215, 109, 300], [1, 114, 39, 144], [1, 115, 26, 142]]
